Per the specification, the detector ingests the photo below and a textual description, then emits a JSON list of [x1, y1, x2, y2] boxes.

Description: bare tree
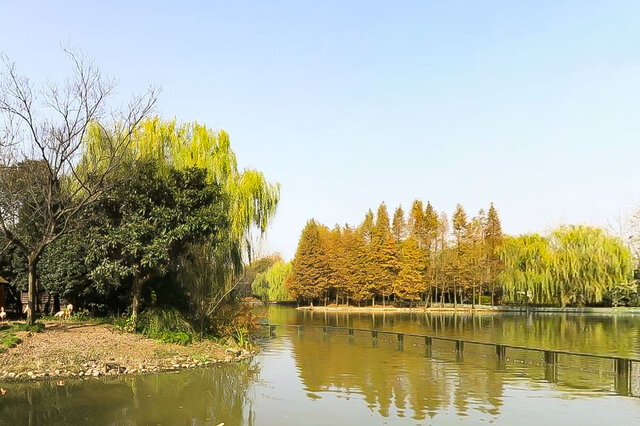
[[0, 49, 158, 324]]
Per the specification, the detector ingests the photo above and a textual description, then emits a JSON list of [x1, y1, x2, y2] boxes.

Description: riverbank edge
[[0, 322, 256, 383], [295, 305, 640, 314]]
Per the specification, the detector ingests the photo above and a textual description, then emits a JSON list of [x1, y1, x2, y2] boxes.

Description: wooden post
[[544, 350, 558, 382], [496, 345, 506, 359], [269, 325, 276, 338], [348, 328, 354, 336], [615, 358, 631, 396], [544, 350, 557, 365], [455, 340, 464, 361], [397, 333, 404, 351], [425, 336, 432, 358]]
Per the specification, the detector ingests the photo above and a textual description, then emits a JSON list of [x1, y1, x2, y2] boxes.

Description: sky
[[2, 1, 640, 260]]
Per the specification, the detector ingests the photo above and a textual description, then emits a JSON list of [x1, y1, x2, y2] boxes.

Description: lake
[[1, 306, 640, 425]]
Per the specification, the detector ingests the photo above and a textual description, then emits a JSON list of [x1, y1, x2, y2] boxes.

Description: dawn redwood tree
[[286, 220, 331, 304], [394, 237, 424, 305], [373, 203, 399, 306], [408, 200, 425, 248], [392, 206, 406, 243], [0, 51, 156, 324], [485, 203, 503, 304]]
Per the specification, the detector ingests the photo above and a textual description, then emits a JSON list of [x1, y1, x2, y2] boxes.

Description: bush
[[13, 323, 45, 333], [210, 302, 260, 348], [137, 307, 195, 345]]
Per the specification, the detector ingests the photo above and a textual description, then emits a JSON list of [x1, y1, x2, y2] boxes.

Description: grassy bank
[[296, 305, 640, 314], [0, 321, 255, 383]]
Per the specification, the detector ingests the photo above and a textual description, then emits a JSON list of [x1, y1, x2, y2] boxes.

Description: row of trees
[[286, 201, 504, 307], [0, 52, 279, 328], [286, 203, 636, 307], [499, 226, 634, 307]]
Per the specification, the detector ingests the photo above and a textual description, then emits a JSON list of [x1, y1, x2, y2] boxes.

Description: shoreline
[[0, 322, 254, 383], [295, 305, 640, 314]]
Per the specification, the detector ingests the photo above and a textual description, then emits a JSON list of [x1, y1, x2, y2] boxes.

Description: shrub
[[13, 323, 45, 333], [210, 302, 260, 347], [137, 307, 195, 345]]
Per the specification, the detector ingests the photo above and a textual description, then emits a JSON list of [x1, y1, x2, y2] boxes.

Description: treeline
[[286, 203, 636, 307], [500, 227, 634, 306], [286, 201, 503, 307]]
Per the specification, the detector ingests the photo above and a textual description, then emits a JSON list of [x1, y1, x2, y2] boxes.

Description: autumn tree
[[372, 203, 400, 306], [287, 220, 332, 304], [451, 204, 469, 306], [485, 203, 503, 304], [408, 200, 425, 247], [392, 206, 406, 242], [394, 237, 424, 305]]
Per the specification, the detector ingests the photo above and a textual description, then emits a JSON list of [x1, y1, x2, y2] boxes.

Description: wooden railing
[[262, 323, 637, 397]]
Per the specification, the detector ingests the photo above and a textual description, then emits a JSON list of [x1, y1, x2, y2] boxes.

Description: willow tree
[[550, 226, 633, 306], [85, 118, 279, 321], [499, 226, 632, 306]]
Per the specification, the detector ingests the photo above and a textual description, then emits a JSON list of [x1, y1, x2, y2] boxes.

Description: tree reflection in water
[[0, 360, 260, 426], [288, 324, 638, 421]]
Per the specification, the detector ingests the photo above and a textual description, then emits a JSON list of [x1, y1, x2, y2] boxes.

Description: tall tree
[[408, 200, 425, 247], [394, 237, 424, 305], [392, 206, 406, 243], [485, 203, 503, 304], [451, 204, 469, 305], [286, 220, 331, 304], [373, 203, 399, 306], [0, 51, 157, 324]]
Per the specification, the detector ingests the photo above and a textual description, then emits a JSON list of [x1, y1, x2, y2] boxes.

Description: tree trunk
[[131, 275, 143, 329], [26, 258, 37, 325]]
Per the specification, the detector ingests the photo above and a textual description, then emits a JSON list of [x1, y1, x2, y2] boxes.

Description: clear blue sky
[[3, 1, 640, 259]]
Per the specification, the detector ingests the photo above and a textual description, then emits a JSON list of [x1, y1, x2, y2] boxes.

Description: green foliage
[[12, 322, 45, 333], [251, 260, 292, 301], [499, 226, 634, 306], [137, 307, 195, 345]]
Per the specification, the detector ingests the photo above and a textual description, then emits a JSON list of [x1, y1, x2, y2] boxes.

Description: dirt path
[[0, 322, 250, 381]]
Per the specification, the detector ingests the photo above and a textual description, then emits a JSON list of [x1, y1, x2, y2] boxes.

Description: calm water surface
[[1, 306, 640, 425]]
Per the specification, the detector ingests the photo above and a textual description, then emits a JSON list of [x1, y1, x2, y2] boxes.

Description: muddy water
[[1, 306, 640, 425]]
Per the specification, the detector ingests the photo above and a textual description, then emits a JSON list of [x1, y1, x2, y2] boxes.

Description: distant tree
[[372, 203, 400, 306], [286, 220, 331, 305], [485, 203, 503, 304], [392, 206, 406, 243], [251, 260, 292, 302], [451, 204, 469, 305], [394, 237, 424, 305], [408, 200, 425, 247], [361, 209, 375, 244]]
